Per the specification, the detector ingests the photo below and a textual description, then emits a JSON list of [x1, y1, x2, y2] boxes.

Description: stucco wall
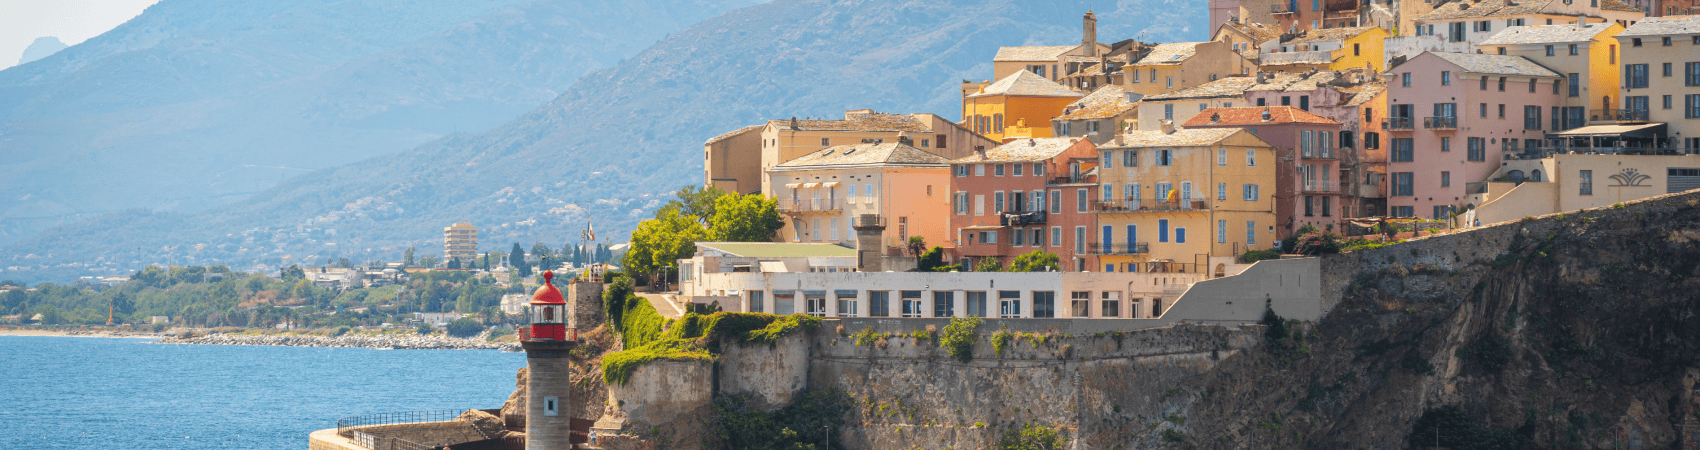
[[602, 360, 712, 428], [716, 333, 810, 411]]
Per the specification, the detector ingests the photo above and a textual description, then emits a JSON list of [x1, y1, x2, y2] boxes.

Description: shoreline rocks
[[156, 332, 521, 351]]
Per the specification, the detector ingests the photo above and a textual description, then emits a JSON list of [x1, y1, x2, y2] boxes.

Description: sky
[[0, 0, 159, 69]]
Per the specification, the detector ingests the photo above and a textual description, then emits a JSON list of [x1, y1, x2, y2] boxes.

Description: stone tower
[[853, 214, 886, 272], [522, 271, 576, 450], [1082, 11, 1098, 57]]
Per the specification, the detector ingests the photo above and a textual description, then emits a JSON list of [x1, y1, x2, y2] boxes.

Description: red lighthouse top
[[532, 271, 565, 305], [527, 271, 572, 341]]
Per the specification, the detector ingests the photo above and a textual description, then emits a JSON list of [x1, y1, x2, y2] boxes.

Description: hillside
[[2, 0, 1208, 283], [0, 0, 762, 244]]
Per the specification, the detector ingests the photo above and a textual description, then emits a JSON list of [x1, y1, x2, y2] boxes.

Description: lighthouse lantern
[[526, 271, 571, 341]]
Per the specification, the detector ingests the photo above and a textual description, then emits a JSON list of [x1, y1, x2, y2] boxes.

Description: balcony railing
[[1505, 146, 1695, 160], [1086, 242, 1151, 255], [1423, 116, 1457, 130], [1090, 199, 1209, 213], [997, 210, 1048, 226], [1049, 175, 1093, 185], [1590, 109, 1649, 122], [1272, 3, 1297, 13], [778, 198, 841, 213], [1383, 117, 1414, 131], [1302, 180, 1340, 193]]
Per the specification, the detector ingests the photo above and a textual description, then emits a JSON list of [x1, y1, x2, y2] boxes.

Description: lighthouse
[[523, 271, 576, 450]]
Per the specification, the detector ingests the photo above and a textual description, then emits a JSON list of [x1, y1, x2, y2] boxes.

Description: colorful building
[[1089, 127, 1280, 273], [1382, 52, 1565, 219], [768, 143, 952, 256], [1613, 16, 1700, 150], [1261, 26, 1391, 73], [989, 12, 1111, 83], [963, 70, 1085, 142], [1186, 107, 1346, 233], [1478, 22, 1625, 130], [1242, 69, 1390, 217], [947, 137, 1100, 271], [1051, 85, 1140, 144], [1123, 41, 1256, 98], [702, 110, 995, 195], [1213, 19, 1284, 64], [1137, 75, 1259, 130], [1389, 0, 1643, 61]]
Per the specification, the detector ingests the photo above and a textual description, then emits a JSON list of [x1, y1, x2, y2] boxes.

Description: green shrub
[[940, 317, 982, 363], [618, 296, 666, 348], [974, 257, 1004, 272], [1339, 238, 1400, 252], [1292, 229, 1343, 255], [711, 389, 850, 450], [150, 323, 168, 333], [333, 326, 351, 337], [601, 339, 715, 385], [603, 275, 633, 328], [1241, 249, 1282, 263], [601, 311, 821, 385], [415, 323, 434, 335], [1008, 250, 1060, 272], [445, 317, 482, 338], [1161, 429, 1186, 442], [998, 423, 1068, 450], [917, 246, 947, 272], [991, 324, 1015, 357]]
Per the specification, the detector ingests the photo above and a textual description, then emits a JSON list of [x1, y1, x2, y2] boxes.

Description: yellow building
[[768, 143, 952, 256], [1264, 26, 1391, 73], [1124, 41, 1256, 97], [1478, 22, 1625, 129], [707, 110, 998, 195], [1613, 16, 1700, 149], [963, 70, 1085, 142], [443, 223, 478, 266], [1089, 126, 1279, 273]]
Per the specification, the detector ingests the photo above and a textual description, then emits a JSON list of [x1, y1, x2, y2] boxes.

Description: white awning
[[801, 182, 820, 188], [820, 181, 839, 188], [758, 261, 789, 273], [784, 183, 801, 188], [1549, 123, 1664, 137]]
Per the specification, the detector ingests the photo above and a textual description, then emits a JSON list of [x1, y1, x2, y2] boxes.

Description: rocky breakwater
[[158, 333, 519, 350]]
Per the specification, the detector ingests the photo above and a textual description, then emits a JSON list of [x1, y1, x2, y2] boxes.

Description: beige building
[[1136, 76, 1259, 130], [1123, 41, 1256, 98], [1467, 153, 1700, 225], [704, 125, 764, 194], [1613, 15, 1700, 150], [1214, 20, 1284, 64], [702, 110, 995, 195], [443, 223, 477, 266], [1478, 22, 1625, 130], [1051, 85, 1140, 144], [768, 143, 952, 256], [990, 12, 1113, 83]]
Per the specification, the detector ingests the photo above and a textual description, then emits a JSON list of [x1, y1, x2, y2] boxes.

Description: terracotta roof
[[969, 70, 1084, 98], [774, 143, 947, 169], [1286, 27, 1376, 44], [766, 114, 930, 132], [1056, 85, 1137, 120], [949, 138, 1084, 163], [1480, 23, 1614, 45], [1102, 128, 1244, 148], [994, 45, 1075, 62], [704, 125, 762, 146], [1617, 15, 1700, 37], [1144, 76, 1259, 101], [1134, 42, 1203, 65], [1428, 52, 1562, 77], [1182, 106, 1343, 127], [1258, 51, 1338, 66], [1223, 21, 1283, 42]]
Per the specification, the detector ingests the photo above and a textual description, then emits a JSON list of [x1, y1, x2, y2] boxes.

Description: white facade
[[501, 294, 529, 316], [684, 270, 1214, 319]]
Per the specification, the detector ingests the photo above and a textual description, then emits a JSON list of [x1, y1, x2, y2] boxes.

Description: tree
[[917, 246, 948, 272], [974, 257, 1003, 272], [625, 208, 707, 277], [418, 255, 440, 269], [509, 243, 526, 270], [659, 185, 727, 225], [531, 242, 551, 259], [1008, 251, 1060, 272], [906, 236, 927, 257], [447, 258, 461, 269], [603, 275, 633, 329], [280, 265, 306, 281], [445, 316, 482, 338], [403, 247, 416, 267], [708, 193, 784, 242]]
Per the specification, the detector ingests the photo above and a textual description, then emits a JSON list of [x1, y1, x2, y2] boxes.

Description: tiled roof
[[969, 70, 1084, 98], [774, 143, 948, 168], [1617, 15, 1700, 37], [949, 138, 1083, 163], [1223, 21, 1283, 42], [766, 114, 930, 132], [1429, 52, 1562, 77], [1133, 42, 1203, 65], [1342, 83, 1387, 106], [1286, 27, 1376, 44], [1599, 0, 1641, 12], [1480, 23, 1613, 45], [1258, 51, 1337, 66], [1417, 0, 1515, 20], [1182, 106, 1343, 127], [704, 125, 762, 145], [994, 45, 1076, 62], [1056, 85, 1137, 120], [1144, 76, 1259, 100], [1103, 128, 1243, 148]]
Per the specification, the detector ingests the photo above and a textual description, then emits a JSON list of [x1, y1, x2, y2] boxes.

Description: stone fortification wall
[[716, 331, 809, 411], [567, 280, 604, 330]]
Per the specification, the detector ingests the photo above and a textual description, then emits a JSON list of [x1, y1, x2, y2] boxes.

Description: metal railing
[[1272, 3, 1297, 13], [1423, 116, 1457, 129], [337, 410, 464, 435], [1302, 180, 1340, 193], [997, 210, 1048, 226], [1504, 146, 1696, 160], [1087, 242, 1151, 255], [1049, 175, 1093, 185], [778, 198, 840, 213], [1090, 199, 1208, 213], [1382, 117, 1413, 130], [1590, 109, 1649, 122]]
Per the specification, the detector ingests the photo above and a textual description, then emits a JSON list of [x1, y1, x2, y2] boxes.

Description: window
[[1353, 43, 1360, 56], [1402, 73, 1411, 87], [1175, 228, 1186, 243], [953, 192, 966, 214], [1579, 170, 1593, 195], [773, 290, 795, 315], [974, 194, 984, 216], [1034, 163, 1044, 176], [1155, 149, 1173, 166], [1664, 95, 1672, 110], [1032, 291, 1055, 318], [921, 139, 930, 148], [1123, 149, 1137, 167], [1246, 221, 1257, 245], [1166, 76, 1173, 89], [1392, 138, 1413, 162], [1051, 226, 1061, 247], [933, 291, 955, 318], [1075, 189, 1086, 212], [1524, 106, 1541, 130], [1467, 137, 1485, 162], [1529, 79, 1537, 93], [749, 291, 765, 313], [966, 291, 987, 317], [900, 291, 922, 317], [1304, 196, 1314, 216], [994, 164, 1006, 176], [1690, 63, 1700, 87], [1246, 148, 1257, 166], [1217, 219, 1227, 243], [954, 165, 968, 177], [1390, 172, 1413, 196], [1609, 45, 1615, 64], [1158, 219, 1170, 243], [994, 114, 1004, 132], [1299, 95, 1309, 111], [1101, 151, 1114, 169], [1341, 131, 1355, 149], [1626, 64, 1649, 89], [974, 164, 985, 176], [1568, 44, 1578, 55], [1074, 226, 1085, 255], [1164, 104, 1174, 120], [1441, 171, 1451, 187], [1479, 77, 1488, 90], [1441, 71, 1451, 85], [1070, 291, 1090, 317], [1498, 104, 1505, 118], [1440, 137, 1451, 153], [1664, 63, 1673, 78], [1498, 76, 1506, 91], [1013, 163, 1023, 176], [1480, 102, 1488, 118], [1545, 45, 1554, 56], [1568, 73, 1580, 97], [1322, 196, 1331, 217], [1365, 132, 1379, 149], [1217, 183, 1227, 201], [1688, 95, 1700, 119], [1049, 190, 1061, 213], [1243, 183, 1260, 201]]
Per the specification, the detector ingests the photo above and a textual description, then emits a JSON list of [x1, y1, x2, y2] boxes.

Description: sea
[[0, 336, 525, 449]]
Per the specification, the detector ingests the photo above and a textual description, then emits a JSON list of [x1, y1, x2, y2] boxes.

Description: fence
[[337, 410, 464, 435]]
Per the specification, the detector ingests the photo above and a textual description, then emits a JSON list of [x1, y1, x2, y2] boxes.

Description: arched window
[[1507, 170, 1527, 183], [1531, 169, 1543, 182]]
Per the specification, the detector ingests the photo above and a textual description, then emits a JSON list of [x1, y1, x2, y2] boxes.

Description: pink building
[[1186, 106, 1346, 235], [948, 138, 1100, 271], [1242, 69, 1390, 217], [1383, 52, 1564, 219]]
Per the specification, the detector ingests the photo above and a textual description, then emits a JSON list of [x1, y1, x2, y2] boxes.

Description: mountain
[[15, 37, 67, 66], [0, 0, 764, 245], [1, 0, 1208, 283]]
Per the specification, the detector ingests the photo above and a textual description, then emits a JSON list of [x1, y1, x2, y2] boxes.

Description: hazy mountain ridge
[[2, 0, 1207, 283]]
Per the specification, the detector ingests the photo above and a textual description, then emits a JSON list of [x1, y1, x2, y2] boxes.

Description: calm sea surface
[[0, 336, 525, 449]]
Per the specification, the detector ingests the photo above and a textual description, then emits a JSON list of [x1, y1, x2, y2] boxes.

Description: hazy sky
[[0, 0, 159, 69]]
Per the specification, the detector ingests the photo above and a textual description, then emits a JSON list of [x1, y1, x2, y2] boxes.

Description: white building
[[500, 293, 529, 316], [414, 312, 468, 327]]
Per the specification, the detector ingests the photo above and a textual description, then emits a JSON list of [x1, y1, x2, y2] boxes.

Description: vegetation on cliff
[[600, 298, 821, 385], [710, 388, 850, 450]]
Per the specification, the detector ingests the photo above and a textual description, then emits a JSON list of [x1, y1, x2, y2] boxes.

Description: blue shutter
[[1176, 228, 1186, 243], [1126, 225, 1137, 248], [1158, 219, 1170, 242]]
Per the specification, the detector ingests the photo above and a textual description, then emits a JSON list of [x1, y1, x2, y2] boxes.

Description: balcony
[[778, 198, 841, 213], [1423, 116, 1457, 130], [1590, 109, 1650, 123], [997, 210, 1048, 226], [1086, 242, 1151, 255], [1505, 146, 1693, 161], [1382, 117, 1414, 131], [1049, 174, 1094, 185], [1272, 3, 1297, 14], [1090, 199, 1209, 213], [1302, 180, 1340, 193]]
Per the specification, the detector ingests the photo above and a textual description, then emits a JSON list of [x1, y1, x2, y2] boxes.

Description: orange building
[[962, 71, 1084, 142]]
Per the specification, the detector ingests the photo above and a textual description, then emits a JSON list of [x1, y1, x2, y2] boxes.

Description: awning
[[801, 182, 820, 188], [1548, 123, 1665, 138], [784, 183, 801, 188], [758, 261, 789, 273], [820, 182, 839, 188], [961, 224, 1008, 230]]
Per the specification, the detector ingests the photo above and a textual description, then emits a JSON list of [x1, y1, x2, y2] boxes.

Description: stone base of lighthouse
[[522, 340, 576, 450]]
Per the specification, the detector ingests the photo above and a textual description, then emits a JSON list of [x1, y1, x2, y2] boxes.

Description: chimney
[[1160, 119, 1176, 134], [1083, 11, 1099, 57], [790, 117, 800, 130]]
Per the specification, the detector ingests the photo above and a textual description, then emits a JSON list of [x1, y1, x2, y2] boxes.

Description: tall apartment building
[[443, 223, 478, 266], [947, 137, 1101, 271], [1614, 16, 1700, 150], [1479, 22, 1625, 130], [1187, 107, 1347, 234]]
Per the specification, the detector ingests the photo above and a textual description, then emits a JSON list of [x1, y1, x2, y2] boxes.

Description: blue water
[[0, 336, 525, 449]]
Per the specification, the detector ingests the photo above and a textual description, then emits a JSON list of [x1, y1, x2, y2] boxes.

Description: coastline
[[155, 332, 521, 351], [0, 329, 166, 339]]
